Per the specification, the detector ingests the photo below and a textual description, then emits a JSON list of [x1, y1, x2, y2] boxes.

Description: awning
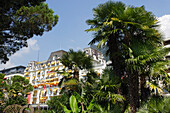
[[53, 78, 58, 81], [68, 70, 72, 73], [41, 79, 45, 82], [56, 66, 59, 70], [47, 63, 50, 66], [55, 82, 59, 85], [50, 82, 58, 86], [24, 72, 29, 76], [34, 90, 38, 93], [50, 67, 55, 71], [46, 79, 53, 82], [53, 88, 57, 92], [39, 84, 44, 86], [41, 89, 47, 94], [46, 74, 49, 78], [40, 96, 48, 100], [37, 70, 41, 74], [50, 82, 54, 85], [32, 76, 35, 80], [82, 75, 86, 77], [51, 61, 55, 65], [3, 77, 7, 80], [25, 77, 30, 80], [44, 83, 50, 85], [50, 73, 55, 76]]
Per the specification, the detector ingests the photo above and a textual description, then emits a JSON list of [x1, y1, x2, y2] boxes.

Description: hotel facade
[[24, 48, 106, 105]]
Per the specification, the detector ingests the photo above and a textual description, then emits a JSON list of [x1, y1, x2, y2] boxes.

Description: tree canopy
[[0, 0, 58, 63], [0, 74, 33, 110], [86, 1, 169, 112]]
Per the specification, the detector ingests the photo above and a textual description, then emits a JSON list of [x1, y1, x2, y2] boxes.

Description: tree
[[60, 49, 93, 81], [86, 1, 126, 78], [86, 1, 163, 112], [0, 73, 8, 111], [81, 69, 125, 112], [0, 74, 33, 108], [47, 94, 70, 113], [0, 0, 58, 63], [126, 41, 170, 99], [137, 96, 170, 113]]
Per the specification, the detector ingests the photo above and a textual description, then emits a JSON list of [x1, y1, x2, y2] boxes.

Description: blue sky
[[1, 0, 170, 69]]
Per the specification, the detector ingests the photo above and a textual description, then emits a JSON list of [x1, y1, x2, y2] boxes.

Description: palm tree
[[86, 1, 162, 112], [86, 1, 126, 78], [60, 49, 93, 81], [83, 69, 125, 112], [126, 41, 170, 102], [58, 49, 93, 95], [137, 97, 170, 113]]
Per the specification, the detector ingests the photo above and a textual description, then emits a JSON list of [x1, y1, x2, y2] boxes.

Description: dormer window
[[53, 55, 57, 60]]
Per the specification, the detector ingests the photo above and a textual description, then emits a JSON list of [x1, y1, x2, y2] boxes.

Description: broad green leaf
[[87, 98, 94, 111], [64, 106, 71, 113], [70, 95, 79, 113]]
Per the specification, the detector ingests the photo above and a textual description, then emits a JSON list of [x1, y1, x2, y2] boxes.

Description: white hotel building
[[24, 47, 106, 105]]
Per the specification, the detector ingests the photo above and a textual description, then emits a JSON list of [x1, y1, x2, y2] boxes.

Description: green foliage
[[63, 94, 94, 113], [5, 95, 28, 106], [60, 49, 93, 71], [47, 94, 70, 113], [81, 69, 125, 112], [0, 73, 7, 99], [86, 1, 168, 112], [8, 75, 33, 97], [58, 49, 93, 95], [68, 95, 79, 113], [0, 73, 8, 111], [0, 74, 33, 111], [0, 0, 58, 63], [137, 97, 170, 113], [5, 75, 32, 107]]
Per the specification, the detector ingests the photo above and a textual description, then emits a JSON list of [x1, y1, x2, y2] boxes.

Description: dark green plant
[[47, 94, 70, 113], [137, 96, 170, 113], [5, 75, 33, 106], [60, 49, 93, 81], [0, 0, 58, 63], [86, 1, 164, 112], [63, 94, 94, 113]]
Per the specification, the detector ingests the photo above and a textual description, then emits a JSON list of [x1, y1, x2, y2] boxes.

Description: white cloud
[[70, 39, 75, 43], [158, 15, 170, 39], [0, 61, 15, 70], [0, 39, 39, 69], [13, 39, 39, 57]]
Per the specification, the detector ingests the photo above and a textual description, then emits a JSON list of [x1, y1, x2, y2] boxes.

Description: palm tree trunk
[[108, 34, 124, 78], [140, 74, 149, 103], [108, 34, 124, 96], [128, 72, 139, 113]]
